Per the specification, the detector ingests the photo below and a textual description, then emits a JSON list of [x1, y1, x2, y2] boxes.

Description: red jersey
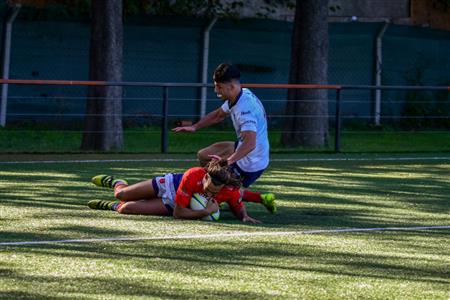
[[175, 167, 243, 212]]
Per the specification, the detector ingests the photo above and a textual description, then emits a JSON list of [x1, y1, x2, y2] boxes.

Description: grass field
[[1, 153, 449, 299], [2, 127, 450, 153]]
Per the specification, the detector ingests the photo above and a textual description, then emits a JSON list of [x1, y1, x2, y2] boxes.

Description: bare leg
[[117, 198, 170, 216], [197, 141, 235, 166], [114, 179, 156, 201]]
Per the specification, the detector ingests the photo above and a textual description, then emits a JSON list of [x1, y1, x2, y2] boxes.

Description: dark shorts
[[231, 140, 266, 188], [229, 163, 265, 188]]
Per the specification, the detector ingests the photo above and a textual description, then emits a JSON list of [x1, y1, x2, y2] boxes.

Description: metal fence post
[[161, 86, 169, 153], [334, 89, 342, 153]]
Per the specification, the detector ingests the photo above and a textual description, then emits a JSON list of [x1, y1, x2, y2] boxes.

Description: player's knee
[[197, 147, 206, 159], [197, 148, 209, 166], [114, 190, 126, 200], [117, 203, 130, 214]]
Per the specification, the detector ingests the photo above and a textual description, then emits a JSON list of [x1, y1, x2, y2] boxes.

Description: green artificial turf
[[0, 154, 449, 299]]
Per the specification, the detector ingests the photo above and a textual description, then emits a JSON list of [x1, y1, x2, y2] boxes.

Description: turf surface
[[0, 154, 449, 299]]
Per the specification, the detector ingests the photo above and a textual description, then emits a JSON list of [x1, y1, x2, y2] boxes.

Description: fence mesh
[[1, 82, 449, 153], [1, 17, 450, 153]]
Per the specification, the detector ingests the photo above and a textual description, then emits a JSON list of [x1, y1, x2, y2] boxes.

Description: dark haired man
[[173, 63, 275, 213]]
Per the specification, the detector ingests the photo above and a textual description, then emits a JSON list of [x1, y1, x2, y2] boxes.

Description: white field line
[[1, 225, 449, 246], [1, 156, 450, 165]]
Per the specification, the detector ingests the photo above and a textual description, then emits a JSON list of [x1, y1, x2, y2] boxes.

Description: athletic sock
[[113, 183, 128, 194], [111, 201, 122, 211], [242, 190, 262, 203]]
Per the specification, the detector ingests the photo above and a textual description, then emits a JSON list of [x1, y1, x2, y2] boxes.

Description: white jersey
[[221, 88, 270, 172]]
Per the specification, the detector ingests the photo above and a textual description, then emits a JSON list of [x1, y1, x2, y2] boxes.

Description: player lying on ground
[[88, 159, 275, 223]]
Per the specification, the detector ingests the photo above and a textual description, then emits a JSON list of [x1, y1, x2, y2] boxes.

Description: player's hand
[[242, 215, 262, 224], [172, 125, 196, 133], [205, 198, 219, 214]]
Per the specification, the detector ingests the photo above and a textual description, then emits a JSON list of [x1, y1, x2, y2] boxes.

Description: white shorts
[[152, 173, 177, 209]]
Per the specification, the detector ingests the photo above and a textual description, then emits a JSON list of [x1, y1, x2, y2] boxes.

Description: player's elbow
[[172, 206, 185, 219], [172, 210, 182, 219], [214, 110, 227, 123], [213, 115, 225, 124], [218, 114, 227, 122], [172, 209, 181, 219]]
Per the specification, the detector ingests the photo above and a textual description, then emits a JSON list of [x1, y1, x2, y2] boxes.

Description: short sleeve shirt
[[221, 88, 270, 172], [174, 167, 243, 212]]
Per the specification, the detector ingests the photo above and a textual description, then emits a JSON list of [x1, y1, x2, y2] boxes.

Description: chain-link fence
[[1, 18, 450, 153], [0, 80, 449, 153], [3, 19, 450, 117]]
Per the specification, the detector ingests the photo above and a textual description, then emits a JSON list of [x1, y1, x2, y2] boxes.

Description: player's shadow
[[2, 232, 448, 299], [244, 161, 450, 229]]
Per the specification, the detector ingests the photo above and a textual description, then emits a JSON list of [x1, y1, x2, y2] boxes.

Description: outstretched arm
[[172, 107, 227, 133], [230, 203, 261, 224]]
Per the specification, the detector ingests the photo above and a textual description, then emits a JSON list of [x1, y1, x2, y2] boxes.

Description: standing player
[[88, 159, 261, 223], [172, 63, 276, 213]]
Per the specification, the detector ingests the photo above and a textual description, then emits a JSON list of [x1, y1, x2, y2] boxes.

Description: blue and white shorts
[[151, 173, 177, 213]]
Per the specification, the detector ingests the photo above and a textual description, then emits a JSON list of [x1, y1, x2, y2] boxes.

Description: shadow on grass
[[256, 160, 450, 214], [1, 233, 449, 299], [0, 259, 267, 299], [0, 224, 132, 243], [1, 158, 449, 244], [0, 291, 60, 300]]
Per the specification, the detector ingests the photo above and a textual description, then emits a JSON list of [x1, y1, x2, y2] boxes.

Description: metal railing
[[0, 79, 449, 153]]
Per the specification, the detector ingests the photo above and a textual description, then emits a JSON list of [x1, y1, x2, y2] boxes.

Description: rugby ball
[[189, 193, 220, 221]]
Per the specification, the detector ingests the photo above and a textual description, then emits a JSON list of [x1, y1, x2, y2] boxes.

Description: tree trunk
[[282, 0, 329, 148], [81, 0, 123, 151]]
